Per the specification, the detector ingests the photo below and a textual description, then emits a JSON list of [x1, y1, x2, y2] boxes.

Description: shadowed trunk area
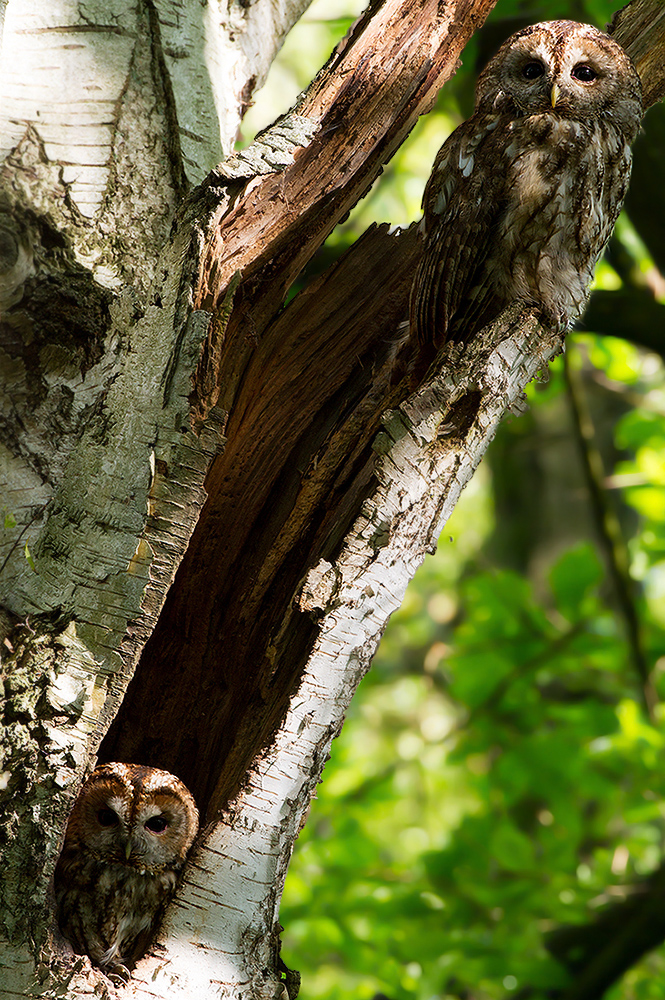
[[101, 224, 422, 818]]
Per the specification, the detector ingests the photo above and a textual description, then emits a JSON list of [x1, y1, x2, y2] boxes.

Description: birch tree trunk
[[0, 1, 663, 998]]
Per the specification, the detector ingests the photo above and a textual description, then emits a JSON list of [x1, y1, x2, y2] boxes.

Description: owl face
[[56, 763, 199, 973], [477, 21, 641, 131], [68, 763, 198, 873]]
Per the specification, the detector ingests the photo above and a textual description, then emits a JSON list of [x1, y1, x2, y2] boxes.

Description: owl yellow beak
[[550, 82, 560, 109], [125, 839, 133, 860]]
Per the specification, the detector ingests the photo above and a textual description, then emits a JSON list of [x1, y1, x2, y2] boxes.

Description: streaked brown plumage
[[55, 763, 198, 978], [411, 20, 643, 348]]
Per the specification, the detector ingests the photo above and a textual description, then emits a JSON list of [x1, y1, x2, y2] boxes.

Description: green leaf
[[549, 544, 602, 619], [24, 541, 37, 573]]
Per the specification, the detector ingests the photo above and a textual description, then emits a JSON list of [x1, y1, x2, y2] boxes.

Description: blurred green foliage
[[242, 1, 665, 997]]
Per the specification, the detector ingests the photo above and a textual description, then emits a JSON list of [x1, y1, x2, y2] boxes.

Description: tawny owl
[[410, 20, 643, 348], [55, 762, 198, 977]]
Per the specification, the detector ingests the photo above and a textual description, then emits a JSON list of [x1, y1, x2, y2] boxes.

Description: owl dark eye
[[572, 64, 597, 82], [145, 815, 169, 833], [97, 808, 119, 827], [522, 61, 545, 80]]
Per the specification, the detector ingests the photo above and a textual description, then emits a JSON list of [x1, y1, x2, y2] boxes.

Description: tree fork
[[1, 1, 664, 998]]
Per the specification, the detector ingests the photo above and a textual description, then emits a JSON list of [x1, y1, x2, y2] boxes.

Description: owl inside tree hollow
[[410, 20, 643, 349], [55, 763, 199, 978]]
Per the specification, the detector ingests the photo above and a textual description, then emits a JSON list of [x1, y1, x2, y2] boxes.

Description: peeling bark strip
[[194, 0, 498, 324], [2, 0, 665, 998]]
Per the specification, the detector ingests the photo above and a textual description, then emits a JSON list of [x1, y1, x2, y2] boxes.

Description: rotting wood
[[101, 0, 501, 818]]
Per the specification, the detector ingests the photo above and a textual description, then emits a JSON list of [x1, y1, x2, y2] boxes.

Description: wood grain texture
[[612, 0, 665, 108], [102, 0, 500, 817]]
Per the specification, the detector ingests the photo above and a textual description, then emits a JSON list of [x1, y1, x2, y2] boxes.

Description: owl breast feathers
[[55, 763, 198, 978], [410, 20, 643, 348]]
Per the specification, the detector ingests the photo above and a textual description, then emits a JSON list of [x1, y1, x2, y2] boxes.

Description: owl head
[[65, 762, 199, 874], [476, 20, 642, 137]]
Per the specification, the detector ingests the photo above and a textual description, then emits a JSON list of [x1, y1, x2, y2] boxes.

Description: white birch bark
[[0, 116, 316, 1000], [0, 0, 313, 218], [0, 2, 314, 996]]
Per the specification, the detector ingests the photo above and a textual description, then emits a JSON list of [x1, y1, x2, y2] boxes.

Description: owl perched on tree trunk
[[410, 20, 643, 349], [55, 763, 198, 979]]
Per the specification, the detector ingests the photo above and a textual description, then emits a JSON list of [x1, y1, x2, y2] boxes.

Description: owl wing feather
[[412, 114, 508, 347]]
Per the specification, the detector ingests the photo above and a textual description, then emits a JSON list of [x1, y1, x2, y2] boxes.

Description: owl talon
[[106, 963, 131, 985]]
